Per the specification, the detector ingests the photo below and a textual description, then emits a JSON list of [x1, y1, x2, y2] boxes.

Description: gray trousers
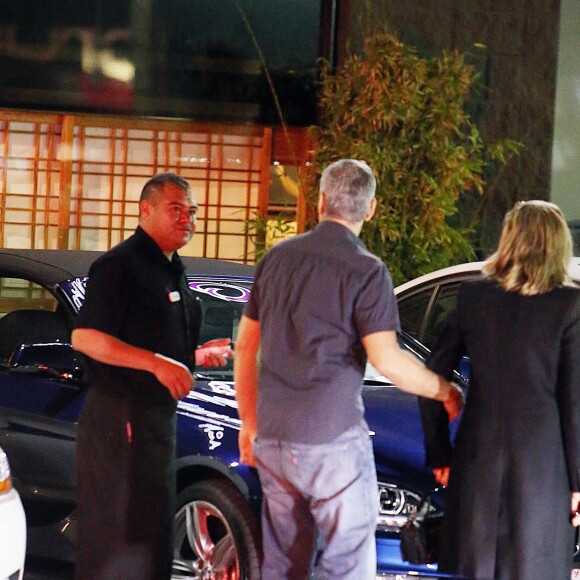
[[254, 423, 378, 580]]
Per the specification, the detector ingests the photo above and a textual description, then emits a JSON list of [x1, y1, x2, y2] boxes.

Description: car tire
[[172, 478, 262, 579]]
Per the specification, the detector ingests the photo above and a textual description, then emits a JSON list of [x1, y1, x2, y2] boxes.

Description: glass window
[[0, 1, 324, 124], [0, 278, 58, 316], [397, 290, 433, 342], [0, 278, 67, 365], [364, 334, 425, 382], [188, 278, 252, 375], [422, 283, 462, 350]]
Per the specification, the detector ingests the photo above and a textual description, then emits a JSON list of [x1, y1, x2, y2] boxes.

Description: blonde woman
[[420, 200, 580, 579]]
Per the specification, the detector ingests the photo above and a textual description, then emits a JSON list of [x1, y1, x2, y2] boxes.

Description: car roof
[[395, 257, 580, 294], [0, 249, 254, 287], [394, 261, 484, 294]]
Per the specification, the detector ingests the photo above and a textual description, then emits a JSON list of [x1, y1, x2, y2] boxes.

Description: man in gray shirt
[[234, 159, 463, 579]]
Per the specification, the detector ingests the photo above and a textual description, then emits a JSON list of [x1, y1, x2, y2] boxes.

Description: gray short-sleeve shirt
[[244, 220, 400, 443]]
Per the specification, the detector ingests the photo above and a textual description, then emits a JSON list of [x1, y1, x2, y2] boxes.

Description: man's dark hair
[[139, 172, 190, 204]]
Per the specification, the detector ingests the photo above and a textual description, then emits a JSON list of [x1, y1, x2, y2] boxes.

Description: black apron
[[75, 388, 177, 580]]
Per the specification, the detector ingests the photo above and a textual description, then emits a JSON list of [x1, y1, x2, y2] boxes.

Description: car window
[[422, 282, 461, 350], [188, 278, 252, 375], [0, 277, 67, 366], [397, 290, 433, 342], [198, 293, 245, 345], [364, 334, 424, 382], [0, 277, 58, 315]]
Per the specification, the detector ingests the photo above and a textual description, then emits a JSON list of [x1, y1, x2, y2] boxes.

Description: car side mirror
[[8, 342, 84, 382]]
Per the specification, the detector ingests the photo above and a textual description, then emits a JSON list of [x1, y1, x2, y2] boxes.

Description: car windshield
[[59, 275, 253, 378]]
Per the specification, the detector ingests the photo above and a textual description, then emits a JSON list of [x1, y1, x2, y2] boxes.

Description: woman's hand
[[443, 382, 465, 422], [433, 466, 450, 487]]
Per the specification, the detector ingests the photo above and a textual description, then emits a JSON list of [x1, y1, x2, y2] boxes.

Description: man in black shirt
[[72, 173, 227, 580]]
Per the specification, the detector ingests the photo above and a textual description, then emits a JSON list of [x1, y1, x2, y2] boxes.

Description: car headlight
[[376, 482, 440, 531], [0, 446, 13, 494]]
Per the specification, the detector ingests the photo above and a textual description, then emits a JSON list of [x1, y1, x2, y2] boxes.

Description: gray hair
[[320, 159, 376, 222]]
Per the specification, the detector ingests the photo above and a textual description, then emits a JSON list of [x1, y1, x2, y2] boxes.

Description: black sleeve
[[75, 254, 128, 337], [426, 305, 465, 380], [419, 299, 465, 468], [556, 292, 580, 491], [419, 397, 454, 468]]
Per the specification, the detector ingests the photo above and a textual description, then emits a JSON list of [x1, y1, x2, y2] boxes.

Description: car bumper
[[376, 534, 455, 579]]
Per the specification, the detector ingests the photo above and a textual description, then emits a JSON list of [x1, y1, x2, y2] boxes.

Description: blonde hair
[[483, 200, 573, 295]]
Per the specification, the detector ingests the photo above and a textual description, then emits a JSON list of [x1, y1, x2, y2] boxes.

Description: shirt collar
[[134, 226, 186, 273], [315, 220, 366, 249]]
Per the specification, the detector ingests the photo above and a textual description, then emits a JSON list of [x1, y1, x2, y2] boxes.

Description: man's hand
[[238, 423, 257, 467], [196, 338, 233, 367], [153, 353, 194, 399], [433, 466, 450, 487], [571, 492, 580, 527], [443, 382, 464, 422]]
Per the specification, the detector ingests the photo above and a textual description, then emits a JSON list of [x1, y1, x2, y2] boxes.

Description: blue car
[[0, 249, 462, 579]]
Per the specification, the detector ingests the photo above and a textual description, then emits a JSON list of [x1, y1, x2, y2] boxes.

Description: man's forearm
[[233, 315, 261, 429], [72, 328, 194, 399], [233, 347, 258, 429], [234, 343, 259, 466], [381, 348, 453, 401], [362, 330, 454, 401], [71, 328, 158, 372]]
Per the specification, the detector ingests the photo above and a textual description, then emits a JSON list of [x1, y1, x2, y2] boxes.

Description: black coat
[[420, 278, 580, 580]]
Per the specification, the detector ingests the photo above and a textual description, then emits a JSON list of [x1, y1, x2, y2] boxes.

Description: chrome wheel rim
[[172, 499, 240, 580]]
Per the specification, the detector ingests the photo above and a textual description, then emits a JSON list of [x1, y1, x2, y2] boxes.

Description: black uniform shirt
[[75, 226, 202, 405]]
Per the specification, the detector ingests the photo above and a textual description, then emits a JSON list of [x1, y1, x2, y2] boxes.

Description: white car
[[395, 258, 580, 350], [0, 446, 26, 580]]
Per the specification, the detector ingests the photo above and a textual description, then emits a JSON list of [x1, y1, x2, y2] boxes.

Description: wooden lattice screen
[[0, 110, 286, 263]]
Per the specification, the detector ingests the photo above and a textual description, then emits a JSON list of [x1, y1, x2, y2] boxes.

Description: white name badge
[[168, 291, 181, 303]]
